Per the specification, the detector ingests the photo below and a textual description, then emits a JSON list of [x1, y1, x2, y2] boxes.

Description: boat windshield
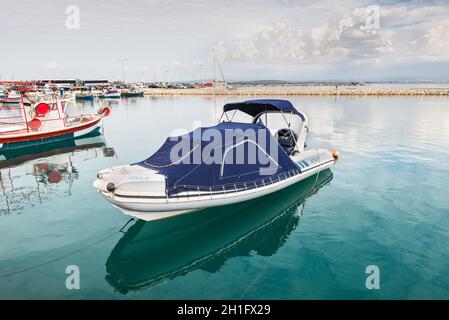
[[255, 112, 303, 137], [221, 110, 302, 135], [221, 109, 254, 123]]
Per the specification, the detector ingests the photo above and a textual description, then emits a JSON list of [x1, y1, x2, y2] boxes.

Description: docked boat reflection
[[105, 169, 333, 294], [0, 130, 106, 168], [0, 133, 115, 215]]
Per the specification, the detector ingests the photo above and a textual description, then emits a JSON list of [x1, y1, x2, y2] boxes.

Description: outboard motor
[[277, 128, 298, 155]]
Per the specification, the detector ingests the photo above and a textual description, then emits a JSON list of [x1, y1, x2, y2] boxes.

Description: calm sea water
[[1, 95, 448, 299]]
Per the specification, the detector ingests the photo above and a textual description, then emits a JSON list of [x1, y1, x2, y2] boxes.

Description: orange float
[[29, 118, 42, 130], [35, 103, 51, 116]]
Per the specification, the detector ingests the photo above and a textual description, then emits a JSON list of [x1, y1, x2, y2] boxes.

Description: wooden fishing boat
[[0, 94, 110, 151]]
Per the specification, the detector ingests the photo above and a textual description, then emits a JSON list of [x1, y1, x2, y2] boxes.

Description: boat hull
[[94, 148, 335, 221], [121, 92, 144, 98], [75, 95, 94, 101], [99, 94, 121, 99], [0, 117, 102, 151], [105, 169, 333, 293], [0, 131, 104, 166]]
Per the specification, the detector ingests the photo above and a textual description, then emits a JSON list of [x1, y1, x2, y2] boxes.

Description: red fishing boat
[[0, 89, 110, 151]]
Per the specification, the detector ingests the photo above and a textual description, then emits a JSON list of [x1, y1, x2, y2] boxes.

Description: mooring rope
[[0, 231, 119, 279]]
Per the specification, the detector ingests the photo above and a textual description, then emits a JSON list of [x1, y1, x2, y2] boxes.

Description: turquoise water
[[1, 95, 448, 299]]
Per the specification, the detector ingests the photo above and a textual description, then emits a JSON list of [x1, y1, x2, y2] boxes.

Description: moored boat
[[93, 99, 337, 221], [75, 93, 94, 101], [0, 92, 110, 151], [121, 90, 144, 98], [99, 88, 121, 99]]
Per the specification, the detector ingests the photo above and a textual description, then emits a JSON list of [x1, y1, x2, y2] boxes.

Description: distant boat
[[211, 48, 232, 90], [121, 91, 144, 98], [75, 93, 94, 101], [99, 88, 121, 99], [99, 92, 121, 99]]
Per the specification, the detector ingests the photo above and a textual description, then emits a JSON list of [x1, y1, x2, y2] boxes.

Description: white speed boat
[[93, 99, 338, 220], [99, 88, 121, 99]]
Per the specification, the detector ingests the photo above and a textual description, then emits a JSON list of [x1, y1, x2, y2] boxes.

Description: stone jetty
[[142, 85, 449, 96]]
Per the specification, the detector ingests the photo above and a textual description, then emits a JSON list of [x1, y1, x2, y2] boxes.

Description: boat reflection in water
[[0, 131, 115, 214], [0, 128, 106, 168], [105, 169, 333, 294]]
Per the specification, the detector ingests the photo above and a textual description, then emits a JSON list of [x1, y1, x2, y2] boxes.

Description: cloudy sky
[[1, 0, 449, 81]]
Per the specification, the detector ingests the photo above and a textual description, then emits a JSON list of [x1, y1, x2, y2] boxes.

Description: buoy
[[35, 103, 51, 116], [48, 170, 62, 184], [98, 107, 110, 117], [332, 150, 339, 160], [29, 118, 42, 130]]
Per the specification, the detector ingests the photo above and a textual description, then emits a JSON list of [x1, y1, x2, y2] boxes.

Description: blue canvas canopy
[[136, 122, 300, 195], [223, 99, 305, 120]]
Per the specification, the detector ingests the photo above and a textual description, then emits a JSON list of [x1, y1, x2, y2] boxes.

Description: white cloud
[[2, 0, 449, 80], [422, 22, 449, 61], [210, 3, 449, 67]]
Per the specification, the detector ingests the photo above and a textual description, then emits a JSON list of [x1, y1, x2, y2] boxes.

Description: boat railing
[[0, 105, 23, 110], [166, 168, 302, 197], [0, 112, 96, 132], [64, 114, 96, 127], [0, 90, 101, 134]]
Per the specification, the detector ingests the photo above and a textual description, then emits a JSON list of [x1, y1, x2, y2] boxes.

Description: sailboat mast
[[212, 48, 226, 83], [217, 59, 226, 83], [213, 48, 216, 83]]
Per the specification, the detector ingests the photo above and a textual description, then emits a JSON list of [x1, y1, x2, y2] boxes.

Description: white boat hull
[[100, 93, 121, 99], [93, 148, 335, 221]]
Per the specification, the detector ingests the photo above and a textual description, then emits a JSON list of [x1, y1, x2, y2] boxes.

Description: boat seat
[[276, 128, 297, 155]]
